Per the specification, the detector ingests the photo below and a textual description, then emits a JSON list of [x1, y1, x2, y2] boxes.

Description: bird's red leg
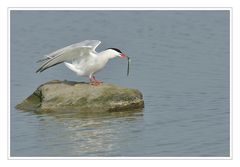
[[93, 76, 103, 84], [89, 76, 101, 86]]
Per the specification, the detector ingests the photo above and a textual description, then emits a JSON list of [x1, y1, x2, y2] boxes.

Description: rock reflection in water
[[36, 109, 143, 156]]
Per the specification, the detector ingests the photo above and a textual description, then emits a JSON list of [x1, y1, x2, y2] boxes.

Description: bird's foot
[[90, 81, 101, 86], [93, 79, 103, 83], [91, 76, 103, 85], [89, 77, 102, 86]]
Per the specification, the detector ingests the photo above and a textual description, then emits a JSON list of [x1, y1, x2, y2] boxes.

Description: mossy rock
[[16, 80, 144, 113]]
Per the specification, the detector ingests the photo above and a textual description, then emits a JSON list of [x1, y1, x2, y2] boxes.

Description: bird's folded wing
[[36, 40, 101, 73]]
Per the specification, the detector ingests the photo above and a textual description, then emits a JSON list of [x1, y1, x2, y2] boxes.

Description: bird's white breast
[[65, 52, 109, 77]]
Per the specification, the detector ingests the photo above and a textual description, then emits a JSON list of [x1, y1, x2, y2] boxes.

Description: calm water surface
[[10, 10, 230, 157]]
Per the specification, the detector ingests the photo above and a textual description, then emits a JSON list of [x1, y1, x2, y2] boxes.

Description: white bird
[[36, 40, 129, 85]]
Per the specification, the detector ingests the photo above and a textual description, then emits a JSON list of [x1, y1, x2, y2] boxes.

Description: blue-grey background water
[[10, 10, 230, 157]]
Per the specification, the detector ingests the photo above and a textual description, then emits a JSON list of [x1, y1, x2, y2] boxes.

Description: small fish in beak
[[127, 56, 131, 76], [119, 53, 130, 76]]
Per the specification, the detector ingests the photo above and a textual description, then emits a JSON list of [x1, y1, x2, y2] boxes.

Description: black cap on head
[[108, 48, 122, 53]]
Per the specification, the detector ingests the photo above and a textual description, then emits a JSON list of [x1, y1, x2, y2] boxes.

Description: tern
[[36, 40, 130, 85]]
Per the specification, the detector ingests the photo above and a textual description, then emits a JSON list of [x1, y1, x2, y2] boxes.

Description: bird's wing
[[36, 40, 101, 73]]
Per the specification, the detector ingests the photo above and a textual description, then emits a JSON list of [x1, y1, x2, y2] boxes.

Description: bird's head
[[106, 48, 131, 76], [107, 48, 127, 59]]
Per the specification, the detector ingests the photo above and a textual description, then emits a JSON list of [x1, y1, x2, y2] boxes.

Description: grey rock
[[16, 80, 144, 113]]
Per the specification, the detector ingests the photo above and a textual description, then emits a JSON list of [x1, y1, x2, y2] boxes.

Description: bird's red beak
[[120, 53, 127, 58]]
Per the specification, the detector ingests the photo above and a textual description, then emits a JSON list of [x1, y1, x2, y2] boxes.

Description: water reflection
[[34, 109, 144, 156]]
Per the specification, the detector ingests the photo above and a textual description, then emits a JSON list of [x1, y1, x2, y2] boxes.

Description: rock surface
[[16, 80, 144, 113]]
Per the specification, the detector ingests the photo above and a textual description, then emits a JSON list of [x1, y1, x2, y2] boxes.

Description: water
[[10, 10, 230, 157]]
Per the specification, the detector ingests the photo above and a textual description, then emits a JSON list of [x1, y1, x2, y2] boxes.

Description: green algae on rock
[[16, 80, 144, 113]]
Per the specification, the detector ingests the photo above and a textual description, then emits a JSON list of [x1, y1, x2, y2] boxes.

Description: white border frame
[[7, 7, 232, 160]]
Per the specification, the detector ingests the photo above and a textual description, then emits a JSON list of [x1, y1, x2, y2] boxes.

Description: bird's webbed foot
[[89, 76, 103, 86], [92, 76, 103, 83]]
